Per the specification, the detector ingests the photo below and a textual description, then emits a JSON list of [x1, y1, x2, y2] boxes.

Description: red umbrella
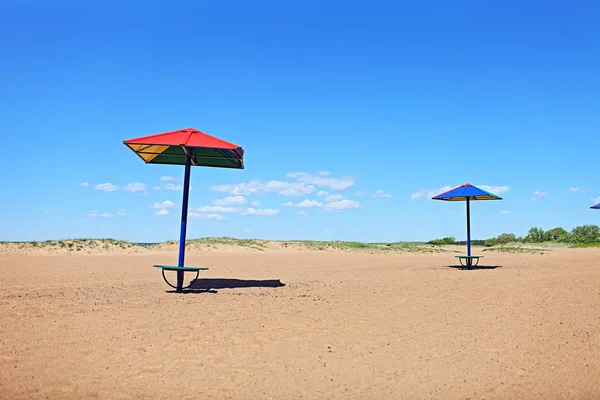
[[124, 128, 244, 291]]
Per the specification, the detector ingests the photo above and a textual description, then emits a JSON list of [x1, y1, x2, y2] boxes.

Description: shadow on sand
[[446, 264, 503, 270], [167, 278, 286, 294]]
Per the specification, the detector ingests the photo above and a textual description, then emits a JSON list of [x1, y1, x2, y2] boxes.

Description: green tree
[[496, 233, 516, 244], [569, 225, 600, 243], [546, 227, 568, 241], [524, 227, 548, 243]]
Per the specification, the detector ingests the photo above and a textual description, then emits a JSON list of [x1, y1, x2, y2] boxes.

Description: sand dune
[[1, 246, 599, 399]]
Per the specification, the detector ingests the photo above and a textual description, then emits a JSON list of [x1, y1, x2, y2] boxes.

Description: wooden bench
[[153, 265, 209, 290], [455, 255, 483, 267]]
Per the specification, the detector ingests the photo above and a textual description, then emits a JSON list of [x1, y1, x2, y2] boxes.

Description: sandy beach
[[1, 244, 599, 399]]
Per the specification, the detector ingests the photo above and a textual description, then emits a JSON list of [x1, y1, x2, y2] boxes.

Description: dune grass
[[286, 240, 456, 253], [482, 245, 547, 255], [164, 236, 267, 250], [569, 242, 600, 248]]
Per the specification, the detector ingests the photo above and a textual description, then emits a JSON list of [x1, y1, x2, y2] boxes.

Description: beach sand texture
[[1, 244, 599, 399]]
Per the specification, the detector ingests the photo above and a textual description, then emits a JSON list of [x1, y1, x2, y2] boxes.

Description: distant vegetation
[[288, 240, 454, 253], [428, 224, 600, 248]]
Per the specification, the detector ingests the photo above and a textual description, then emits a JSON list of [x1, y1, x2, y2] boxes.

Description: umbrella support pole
[[176, 154, 193, 292], [466, 198, 471, 267]]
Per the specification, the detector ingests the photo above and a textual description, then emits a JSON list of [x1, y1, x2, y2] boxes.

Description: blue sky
[[1, 0, 599, 243]]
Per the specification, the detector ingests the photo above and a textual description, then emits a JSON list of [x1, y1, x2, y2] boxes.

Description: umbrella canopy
[[124, 128, 244, 169], [592, 203, 600, 209], [124, 128, 244, 292], [432, 183, 502, 265], [432, 183, 502, 201]]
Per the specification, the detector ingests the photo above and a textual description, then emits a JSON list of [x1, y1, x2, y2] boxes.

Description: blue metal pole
[[176, 153, 192, 291], [466, 198, 471, 265]]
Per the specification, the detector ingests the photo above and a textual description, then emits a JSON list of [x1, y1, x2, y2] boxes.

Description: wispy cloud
[[116, 209, 126, 216], [161, 183, 183, 191], [210, 180, 315, 197], [296, 199, 322, 208], [99, 213, 114, 218], [213, 195, 246, 206], [478, 185, 510, 194], [569, 187, 584, 192], [124, 183, 147, 193], [160, 176, 178, 182], [241, 208, 279, 216], [286, 171, 354, 190], [151, 200, 176, 209], [86, 211, 98, 217], [78, 182, 90, 187], [373, 189, 392, 198], [189, 213, 227, 220], [94, 183, 119, 192], [251, 200, 260, 206], [156, 209, 169, 216], [532, 190, 548, 200], [43, 209, 53, 213], [297, 210, 309, 216], [324, 199, 360, 212], [411, 185, 451, 200], [325, 194, 344, 202], [317, 190, 328, 197], [354, 191, 367, 196], [196, 205, 238, 213], [592, 196, 600, 204], [500, 210, 511, 215]]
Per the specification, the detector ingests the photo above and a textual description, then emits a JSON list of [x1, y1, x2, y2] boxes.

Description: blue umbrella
[[592, 203, 600, 209], [432, 183, 502, 266]]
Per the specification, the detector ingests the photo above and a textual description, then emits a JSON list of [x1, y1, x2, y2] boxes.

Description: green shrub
[[427, 237, 455, 245]]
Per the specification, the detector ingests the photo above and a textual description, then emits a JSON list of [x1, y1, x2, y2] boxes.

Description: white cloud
[[324, 199, 361, 212], [124, 183, 147, 193], [569, 187, 584, 192], [296, 199, 322, 208], [532, 190, 548, 200], [500, 210, 511, 215], [160, 176, 178, 182], [153, 186, 161, 190], [283, 202, 294, 207], [196, 205, 238, 213], [286, 172, 354, 190], [251, 200, 260, 206], [241, 208, 280, 216], [151, 200, 176, 209], [592, 196, 600, 204], [373, 189, 392, 198], [156, 209, 169, 216], [86, 211, 98, 217], [478, 185, 510, 195], [99, 213, 114, 218], [354, 191, 367, 196], [79, 182, 89, 187], [297, 210, 309, 216], [213, 195, 246, 206], [411, 185, 452, 200], [317, 190, 329, 197], [117, 209, 126, 216], [324, 194, 344, 202], [162, 183, 183, 191], [94, 183, 119, 192], [210, 180, 315, 197], [189, 213, 227, 220]]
